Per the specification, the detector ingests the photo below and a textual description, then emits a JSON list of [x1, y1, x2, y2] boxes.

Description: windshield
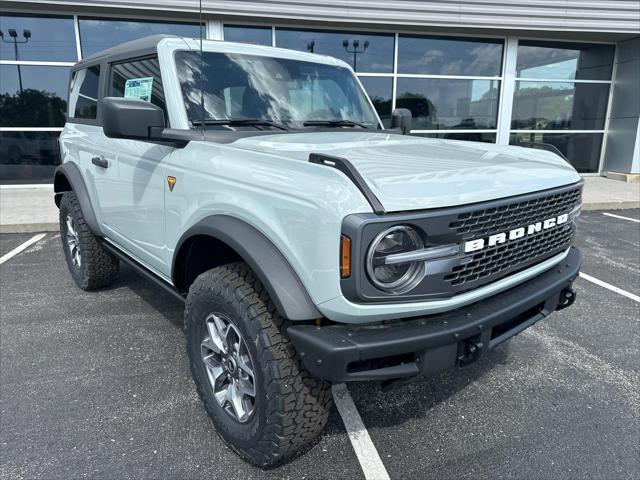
[[175, 51, 380, 129]]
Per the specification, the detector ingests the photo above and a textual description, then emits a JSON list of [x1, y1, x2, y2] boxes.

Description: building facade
[[1, 0, 639, 184]]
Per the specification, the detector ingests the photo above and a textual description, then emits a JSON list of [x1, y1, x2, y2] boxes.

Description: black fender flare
[[53, 163, 103, 236], [173, 215, 321, 321]]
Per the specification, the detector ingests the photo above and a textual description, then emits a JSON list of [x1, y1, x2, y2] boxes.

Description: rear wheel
[[59, 191, 119, 290], [185, 262, 331, 467]]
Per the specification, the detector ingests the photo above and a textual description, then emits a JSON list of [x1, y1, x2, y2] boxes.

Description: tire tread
[[185, 262, 331, 467]]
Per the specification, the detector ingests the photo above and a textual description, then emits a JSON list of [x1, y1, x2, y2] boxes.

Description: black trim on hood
[[309, 153, 385, 214]]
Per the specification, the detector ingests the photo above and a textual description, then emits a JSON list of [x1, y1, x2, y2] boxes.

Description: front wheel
[[185, 262, 331, 467]]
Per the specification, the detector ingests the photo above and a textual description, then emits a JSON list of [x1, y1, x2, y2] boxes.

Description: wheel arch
[[53, 163, 103, 236], [172, 215, 321, 321]]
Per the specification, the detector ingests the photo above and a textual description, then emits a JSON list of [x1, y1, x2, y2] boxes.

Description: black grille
[[445, 220, 575, 287], [449, 187, 581, 239]]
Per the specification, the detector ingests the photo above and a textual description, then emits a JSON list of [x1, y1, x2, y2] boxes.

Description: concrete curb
[[0, 203, 638, 234], [0, 223, 59, 234], [581, 202, 640, 211]]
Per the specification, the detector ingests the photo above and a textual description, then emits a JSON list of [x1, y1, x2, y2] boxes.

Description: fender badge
[[167, 176, 177, 192]]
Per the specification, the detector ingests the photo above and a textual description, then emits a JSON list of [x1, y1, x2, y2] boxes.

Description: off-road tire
[[59, 191, 119, 290], [185, 262, 332, 467]]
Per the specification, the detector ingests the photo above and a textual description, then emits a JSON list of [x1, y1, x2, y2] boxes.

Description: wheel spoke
[[206, 316, 226, 354], [214, 384, 228, 407], [236, 354, 254, 380], [237, 376, 255, 397], [66, 217, 75, 236], [227, 383, 248, 422], [225, 324, 239, 355], [201, 335, 221, 355]]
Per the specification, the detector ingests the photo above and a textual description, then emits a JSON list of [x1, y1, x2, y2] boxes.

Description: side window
[[108, 57, 167, 122], [69, 65, 100, 119]]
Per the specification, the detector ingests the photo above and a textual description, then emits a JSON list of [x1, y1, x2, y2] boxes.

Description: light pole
[[0, 29, 31, 94], [342, 39, 369, 72]]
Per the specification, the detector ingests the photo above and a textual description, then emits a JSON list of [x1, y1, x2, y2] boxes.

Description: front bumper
[[288, 246, 581, 383]]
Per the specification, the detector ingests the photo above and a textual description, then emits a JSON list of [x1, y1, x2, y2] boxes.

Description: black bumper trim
[[288, 246, 581, 382]]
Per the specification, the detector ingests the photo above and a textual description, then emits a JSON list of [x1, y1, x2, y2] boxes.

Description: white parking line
[[602, 212, 640, 224], [0, 233, 47, 265], [332, 383, 390, 480], [579, 272, 640, 303]]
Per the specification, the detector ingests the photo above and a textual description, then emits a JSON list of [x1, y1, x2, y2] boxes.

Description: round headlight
[[366, 225, 425, 293]]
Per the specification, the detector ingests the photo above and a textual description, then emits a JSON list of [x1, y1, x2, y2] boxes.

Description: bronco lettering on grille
[[464, 213, 569, 253]]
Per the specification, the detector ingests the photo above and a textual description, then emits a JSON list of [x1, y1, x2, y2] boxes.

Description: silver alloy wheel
[[65, 214, 81, 268], [201, 313, 256, 423]]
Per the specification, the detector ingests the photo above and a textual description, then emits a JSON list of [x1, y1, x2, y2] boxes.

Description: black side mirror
[[390, 108, 412, 135], [102, 97, 165, 141]]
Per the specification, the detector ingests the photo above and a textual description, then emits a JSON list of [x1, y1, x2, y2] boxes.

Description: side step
[[100, 241, 186, 304]]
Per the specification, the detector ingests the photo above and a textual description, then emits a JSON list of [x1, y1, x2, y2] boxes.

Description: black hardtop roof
[[74, 34, 181, 68]]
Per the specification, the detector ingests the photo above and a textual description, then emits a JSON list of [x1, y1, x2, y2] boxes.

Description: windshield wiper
[[302, 120, 370, 129], [192, 118, 289, 131]]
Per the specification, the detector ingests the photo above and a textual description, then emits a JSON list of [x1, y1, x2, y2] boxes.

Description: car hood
[[227, 131, 581, 212]]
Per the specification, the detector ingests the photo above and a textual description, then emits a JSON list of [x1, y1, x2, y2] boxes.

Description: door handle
[[92, 156, 109, 168]]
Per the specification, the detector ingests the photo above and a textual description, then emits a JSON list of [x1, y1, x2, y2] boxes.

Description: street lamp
[[342, 39, 369, 72], [0, 28, 31, 93]]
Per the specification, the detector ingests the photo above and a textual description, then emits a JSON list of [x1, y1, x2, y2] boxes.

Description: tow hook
[[456, 338, 483, 367], [557, 286, 577, 310]]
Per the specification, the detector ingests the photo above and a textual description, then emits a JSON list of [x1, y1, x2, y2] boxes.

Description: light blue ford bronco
[[55, 35, 582, 466]]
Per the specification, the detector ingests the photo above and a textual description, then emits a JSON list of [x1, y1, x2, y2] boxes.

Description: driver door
[[99, 56, 173, 274]]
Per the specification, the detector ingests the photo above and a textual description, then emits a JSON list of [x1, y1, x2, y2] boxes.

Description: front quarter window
[[174, 51, 379, 129]]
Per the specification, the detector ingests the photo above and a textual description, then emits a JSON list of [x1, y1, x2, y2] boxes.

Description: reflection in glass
[[511, 81, 609, 130], [0, 14, 77, 61], [224, 25, 272, 46], [0, 65, 69, 127], [414, 132, 496, 143], [396, 78, 500, 130], [510, 132, 603, 173], [516, 41, 615, 81], [109, 57, 167, 119], [79, 18, 200, 57], [175, 51, 379, 128], [69, 65, 100, 119], [275, 28, 394, 73], [358, 76, 393, 127], [398, 35, 503, 76], [0, 131, 61, 184]]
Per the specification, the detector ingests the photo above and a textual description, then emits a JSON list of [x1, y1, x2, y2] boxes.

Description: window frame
[[171, 48, 383, 129], [106, 54, 169, 125], [506, 38, 616, 174], [66, 59, 105, 126], [0, 12, 78, 62]]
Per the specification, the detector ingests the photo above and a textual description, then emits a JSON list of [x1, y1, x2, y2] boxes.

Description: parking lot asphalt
[[1, 210, 639, 480]]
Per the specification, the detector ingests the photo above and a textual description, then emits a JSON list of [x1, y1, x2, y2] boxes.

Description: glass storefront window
[[511, 81, 609, 130], [0, 131, 61, 184], [224, 25, 271, 46], [516, 41, 615, 81], [510, 132, 603, 173], [358, 76, 393, 127], [398, 35, 503, 76], [414, 132, 497, 143], [396, 78, 500, 130], [0, 14, 77, 62], [275, 28, 394, 73], [0, 65, 69, 127], [78, 18, 201, 57]]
